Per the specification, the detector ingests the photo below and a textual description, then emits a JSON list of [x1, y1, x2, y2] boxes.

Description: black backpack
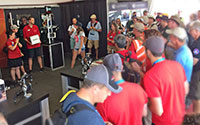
[[46, 103, 94, 125], [118, 51, 141, 83]]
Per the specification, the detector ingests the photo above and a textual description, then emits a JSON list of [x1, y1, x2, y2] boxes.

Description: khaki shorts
[[87, 40, 99, 49], [107, 45, 116, 54]]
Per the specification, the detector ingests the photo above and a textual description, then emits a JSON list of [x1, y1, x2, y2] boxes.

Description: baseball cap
[[10, 25, 19, 30], [103, 53, 123, 72], [114, 34, 126, 48], [84, 64, 122, 93], [132, 23, 144, 32], [161, 15, 168, 22], [169, 15, 181, 25], [145, 36, 165, 55], [166, 27, 187, 40], [90, 14, 97, 19]]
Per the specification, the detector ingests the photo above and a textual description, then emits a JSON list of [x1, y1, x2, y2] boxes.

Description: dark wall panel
[[60, 0, 107, 57]]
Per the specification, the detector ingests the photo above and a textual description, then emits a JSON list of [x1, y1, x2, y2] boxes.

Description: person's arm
[[193, 57, 199, 66], [8, 39, 19, 51], [93, 23, 102, 32], [78, 36, 84, 54], [149, 97, 163, 116], [184, 81, 189, 95], [130, 62, 144, 77], [142, 104, 148, 116], [24, 38, 32, 45], [23, 27, 32, 45], [18, 42, 22, 48]]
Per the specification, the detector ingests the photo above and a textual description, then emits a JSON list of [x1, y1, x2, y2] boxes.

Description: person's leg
[[80, 50, 85, 59], [94, 40, 99, 59], [28, 58, 33, 72], [20, 65, 26, 74], [16, 67, 21, 80], [107, 45, 111, 54], [71, 50, 78, 69], [10, 67, 16, 81], [28, 49, 34, 72], [193, 100, 200, 113], [35, 47, 43, 69], [37, 56, 43, 69], [87, 40, 93, 54]]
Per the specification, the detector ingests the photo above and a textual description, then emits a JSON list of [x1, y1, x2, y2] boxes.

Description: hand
[[16, 38, 19, 43], [90, 27, 93, 30], [111, 40, 115, 44], [78, 49, 81, 54], [93, 27, 97, 31], [72, 28, 74, 32], [105, 121, 113, 125]]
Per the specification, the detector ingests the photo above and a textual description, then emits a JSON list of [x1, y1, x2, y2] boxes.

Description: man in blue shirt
[[61, 64, 122, 125], [87, 14, 102, 59], [167, 27, 193, 82]]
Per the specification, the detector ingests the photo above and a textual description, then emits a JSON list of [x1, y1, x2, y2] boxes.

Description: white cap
[[166, 27, 187, 40], [90, 14, 97, 19]]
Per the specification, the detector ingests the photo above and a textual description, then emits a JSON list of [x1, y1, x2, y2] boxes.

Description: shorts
[[107, 45, 116, 54], [28, 47, 42, 58], [70, 37, 76, 50], [188, 70, 200, 100], [87, 40, 99, 49], [8, 57, 22, 68], [74, 48, 85, 51]]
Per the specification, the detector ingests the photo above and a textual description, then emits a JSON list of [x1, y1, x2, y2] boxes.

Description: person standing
[[61, 64, 122, 125], [188, 21, 200, 113], [23, 16, 44, 73], [167, 27, 193, 82], [68, 18, 78, 53], [10, 25, 27, 78], [143, 36, 188, 125], [107, 22, 120, 54], [96, 54, 147, 125], [87, 14, 102, 59], [71, 26, 86, 69], [6, 31, 22, 84]]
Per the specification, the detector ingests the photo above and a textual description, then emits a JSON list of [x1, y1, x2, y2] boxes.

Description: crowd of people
[[64, 10, 200, 125]]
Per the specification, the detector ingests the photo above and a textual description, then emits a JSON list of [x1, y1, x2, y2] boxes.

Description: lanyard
[[115, 79, 125, 85], [152, 58, 165, 66]]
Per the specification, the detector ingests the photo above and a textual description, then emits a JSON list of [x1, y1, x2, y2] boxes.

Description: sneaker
[[40, 68, 45, 72]]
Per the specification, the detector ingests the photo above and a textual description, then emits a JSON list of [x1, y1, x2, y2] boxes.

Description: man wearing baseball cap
[[96, 53, 148, 125], [166, 27, 193, 83], [87, 14, 102, 59], [61, 64, 122, 125], [143, 36, 188, 125], [127, 23, 146, 66]]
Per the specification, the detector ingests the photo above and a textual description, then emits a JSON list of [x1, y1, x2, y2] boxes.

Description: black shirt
[[190, 37, 200, 72]]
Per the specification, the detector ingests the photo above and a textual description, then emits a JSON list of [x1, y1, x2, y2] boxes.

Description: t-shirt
[[107, 31, 120, 46], [190, 37, 200, 72], [87, 21, 102, 40], [68, 24, 77, 38], [62, 92, 105, 125], [96, 82, 148, 125], [174, 44, 193, 82], [143, 60, 186, 125], [6, 39, 22, 59], [74, 31, 85, 49], [23, 24, 41, 49], [116, 50, 137, 64]]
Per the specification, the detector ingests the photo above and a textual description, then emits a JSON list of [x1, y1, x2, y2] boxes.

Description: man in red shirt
[[23, 16, 43, 73], [96, 53, 148, 125], [143, 36, 189, 125]]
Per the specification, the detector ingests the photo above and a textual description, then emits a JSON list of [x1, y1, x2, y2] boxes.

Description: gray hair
[[190, 21, 200, 32]]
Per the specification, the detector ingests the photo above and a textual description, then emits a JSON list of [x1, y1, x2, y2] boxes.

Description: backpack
[[46, 90, 94, 125], [46, 103, 94, 125], [118, 51, 141, 83]]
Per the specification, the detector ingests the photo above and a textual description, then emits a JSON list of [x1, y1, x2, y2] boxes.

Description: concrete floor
[[1, 52, 81, 115]]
